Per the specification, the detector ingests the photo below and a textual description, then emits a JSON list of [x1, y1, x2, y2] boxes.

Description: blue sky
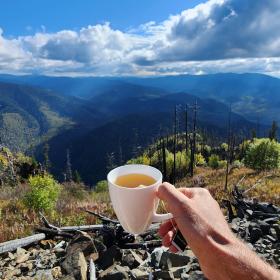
[[0, 0, 280, 77], [1, 0, 203, 37]]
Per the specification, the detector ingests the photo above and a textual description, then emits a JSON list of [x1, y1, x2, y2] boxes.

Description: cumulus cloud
[[153, 0, 280, 62], [0, 0, 280, 76]]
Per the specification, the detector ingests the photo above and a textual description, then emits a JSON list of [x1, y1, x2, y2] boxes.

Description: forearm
[[202, 236, 280, 280]]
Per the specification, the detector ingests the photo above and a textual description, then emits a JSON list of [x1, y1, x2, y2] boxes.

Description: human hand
[[157, 183, 280, 280], [157, 182, 235, 258]]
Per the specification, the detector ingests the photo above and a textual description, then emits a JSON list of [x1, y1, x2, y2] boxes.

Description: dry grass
[[0, 183, 113, 242], [177, 167, 280, 205], [0, 167, 279, 242]]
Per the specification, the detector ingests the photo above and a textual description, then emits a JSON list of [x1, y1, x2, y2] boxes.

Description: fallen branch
[[90, 258, 96, 280], [85, 210, 118, 224], [60, 225, 104, 232], [235, 175, 246, 188], [36, 227, 74, 238], [39, 212, 61, 231], [39, 212, 103, 233], [0, 233, 46, 254], [120, 240, 162, 249], [243, 174, 273, 195]]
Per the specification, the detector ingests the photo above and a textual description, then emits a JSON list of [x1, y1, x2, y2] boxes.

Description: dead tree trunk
[[189, 101, 199, 177], [0, 233, 46, 254], [224, 105, 232, 191], [161, 138, 167, 181], [185, 105, 189, 176], [173, 106, 177, 184]]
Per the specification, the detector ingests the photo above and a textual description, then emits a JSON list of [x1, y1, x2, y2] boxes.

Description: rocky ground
[[0, 192, 279, 280]]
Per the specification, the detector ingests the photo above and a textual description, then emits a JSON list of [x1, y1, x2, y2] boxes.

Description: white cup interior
[[107, 164, 162, 189]]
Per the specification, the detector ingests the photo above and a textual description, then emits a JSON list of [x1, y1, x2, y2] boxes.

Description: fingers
[[157, 183, 190, 213], [178, 188, 195, 198], [169, 245, 179, 253], [159, 221, 179, 253], [158, 219, 176, 237], [162, 229, 175, 247]]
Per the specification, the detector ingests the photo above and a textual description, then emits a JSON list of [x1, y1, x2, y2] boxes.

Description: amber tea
[[115, 173, 156, 188]]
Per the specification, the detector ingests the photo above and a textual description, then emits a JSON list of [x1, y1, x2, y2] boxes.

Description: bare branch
[[0, 233, 46, 254], [85, 209, 118, 224]]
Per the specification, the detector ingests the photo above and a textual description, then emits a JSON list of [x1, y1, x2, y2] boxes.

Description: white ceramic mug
[[107, 164, 173, 234]]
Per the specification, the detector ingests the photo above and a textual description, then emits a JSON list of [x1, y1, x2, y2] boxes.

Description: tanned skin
[[157, 183, 280, 280]]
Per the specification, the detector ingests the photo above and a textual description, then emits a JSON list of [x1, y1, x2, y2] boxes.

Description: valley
[[0, 74, 273, 183]]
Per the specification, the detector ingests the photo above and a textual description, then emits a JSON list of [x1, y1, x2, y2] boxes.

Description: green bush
[[244, 138, 280, 170], [24, 174, 61, 212], [221, 143, 228, 151], [208, 154, 220, 169], [232, 160, 244, 169], [127, 153, 150, 165], [63, 182, 87, 200], [195, 153, 206, 166], [218, 160, 227, 168], [95, 180, 108, 193], [203, 145, 211, 154]]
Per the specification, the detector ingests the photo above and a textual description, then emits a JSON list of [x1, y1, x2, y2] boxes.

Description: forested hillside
[[0, 82, 102, 152], [2, 73, 280, 125], [0, 79, 270, 184]]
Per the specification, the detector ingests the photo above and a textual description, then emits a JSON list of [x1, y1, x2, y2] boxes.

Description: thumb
[[157, 182, 189, 214]]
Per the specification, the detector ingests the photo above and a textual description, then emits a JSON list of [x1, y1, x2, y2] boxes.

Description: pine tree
[[269, 120, 278, 141], [43, 143, 51, 171], [106, 152, 116, 172], [73, 170, 82, 183], [251, 129, 257, 140], [118, 138, 123, 165], [65, 149, 73, 181]]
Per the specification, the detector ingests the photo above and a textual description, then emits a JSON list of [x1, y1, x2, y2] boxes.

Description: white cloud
[[0, 0, 280, 76]]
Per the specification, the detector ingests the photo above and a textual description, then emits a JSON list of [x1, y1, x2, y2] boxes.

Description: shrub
[[127, 154, 150, 165], [63, 181, 87, 200], [203, 145, 211, 154], [218, 160, 227, 168], [221, 143, 228, 151], [232, 160, 244, 169], [24, 174, 61, 212], [195, 153, 206, 166], [95, 180, 108, 193], [208, 154, 220, 169], [244, 138, 280, 170], [73, 170, 82, 183], [0, 154, 8, 167]]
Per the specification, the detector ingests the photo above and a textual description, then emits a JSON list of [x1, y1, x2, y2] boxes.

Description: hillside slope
[[1, 73, 280, 125], [0, 82, 100, 152], [45, 86, 265, 184]]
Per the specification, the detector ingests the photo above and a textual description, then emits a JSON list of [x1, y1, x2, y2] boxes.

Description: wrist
[[201, 235, 279, 280], [197, 233, 240, 280]]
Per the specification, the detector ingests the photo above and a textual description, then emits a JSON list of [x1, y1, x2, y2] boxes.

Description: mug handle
[[152, 212, 173, 223]]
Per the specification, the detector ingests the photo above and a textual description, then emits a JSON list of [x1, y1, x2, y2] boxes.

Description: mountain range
[[0, 73, 278, 184], [1, 72, 279, 125]]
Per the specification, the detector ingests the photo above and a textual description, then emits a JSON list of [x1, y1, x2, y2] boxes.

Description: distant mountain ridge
[[127, 73, 280, 125], [0, 82, 100, 152], [1, 73, 279, 125], [0, 76, 272, 183]]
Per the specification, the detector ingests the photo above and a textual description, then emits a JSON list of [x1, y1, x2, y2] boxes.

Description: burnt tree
[[161, 137, 167, 181], [173, 106, 177, 184], [189, 101, 199, 177], [224, 106, 232, 191], [65, 149, 73, 181], [185, 104, 189, 176]]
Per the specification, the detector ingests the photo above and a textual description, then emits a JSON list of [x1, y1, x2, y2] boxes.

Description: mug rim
[[107, 164, 162, 191]]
